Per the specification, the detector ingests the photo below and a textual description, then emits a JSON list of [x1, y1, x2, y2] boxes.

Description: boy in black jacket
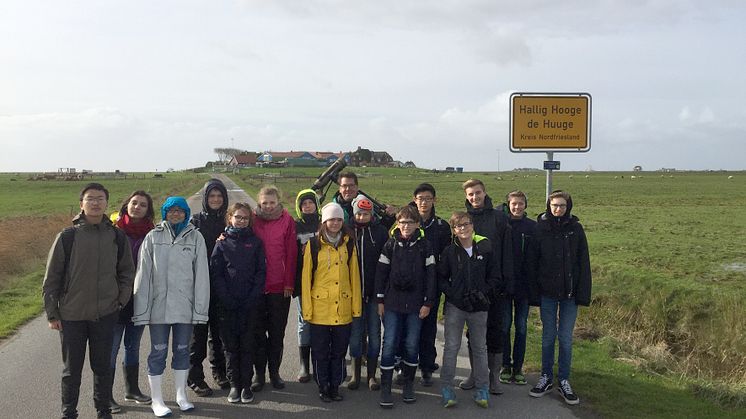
[[438, 211, 501, 409], [375, 206, 436, 408], [527, 190, 591, 405]]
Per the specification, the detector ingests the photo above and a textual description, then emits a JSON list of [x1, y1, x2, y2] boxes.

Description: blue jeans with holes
[[111, 322, 145, 368], [348, 299, 382, 360], [380, 310, 422, 369], [147, 324, 194, 376], [540, 297, 578, 381], [501, 297, 529, 372]]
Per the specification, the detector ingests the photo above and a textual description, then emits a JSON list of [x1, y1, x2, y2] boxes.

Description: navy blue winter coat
[[210, 227, 266, 311]]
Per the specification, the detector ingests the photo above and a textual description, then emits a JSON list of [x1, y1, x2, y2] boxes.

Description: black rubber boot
[[109, 368, 122, 414], [379, 369, 394, 408], [298, 346, 311, 383], [402, 365, 417, 403], [123, 365, 151, 404]]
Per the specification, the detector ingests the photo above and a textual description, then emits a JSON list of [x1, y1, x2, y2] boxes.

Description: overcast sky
[[1, 0, 744, 172]]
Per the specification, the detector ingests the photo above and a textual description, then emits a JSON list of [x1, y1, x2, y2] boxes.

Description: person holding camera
[[437, 211, 502, 409]]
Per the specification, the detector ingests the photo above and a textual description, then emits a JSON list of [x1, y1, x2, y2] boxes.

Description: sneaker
[[513, 370, 527, 385], [441, 386, 457, 408], [499, 367, 512, 384], [240, 388, 254, 403], [458, 375, 475, 390], [473, 388, 489, 408], [529, 374, 553, 398], [227, 387, 240, 403], [558, 379, 580, 405], [188, 380, 214, 397]]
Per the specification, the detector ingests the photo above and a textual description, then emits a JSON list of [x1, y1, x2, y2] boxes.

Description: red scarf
[[116, 213, 155, 240]]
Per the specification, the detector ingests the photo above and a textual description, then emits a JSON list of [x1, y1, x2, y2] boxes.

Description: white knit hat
[[321, 202, 344, 223]]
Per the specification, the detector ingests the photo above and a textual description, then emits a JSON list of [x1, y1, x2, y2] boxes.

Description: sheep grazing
[[585, 175, 590, 179], [568, 175, 574, 179], [728, 175, 734, 180], [614, 176, 618, 179], [631, 175, 637, 180]]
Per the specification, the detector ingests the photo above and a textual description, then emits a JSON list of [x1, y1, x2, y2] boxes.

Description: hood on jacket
[[161, 196, 191, 235], [295, 189, 321, 220], [202, 178, 229, 216], [454, 232, 488, 247], [539, 191, 575, 225]]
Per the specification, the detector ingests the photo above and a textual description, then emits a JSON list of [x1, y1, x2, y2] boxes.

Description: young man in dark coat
[[500, 190, 536, 386], [461, 179, 513, 395], [188, 178, 230, 395], [527, 190, 591, 405]]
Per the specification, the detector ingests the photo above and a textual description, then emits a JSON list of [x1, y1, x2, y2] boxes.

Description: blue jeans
[[501, 297, 529, 372], [147, 324, 194, 376], [348, 300, 382, 359], [296, 297, 311, 347], [380, 310, 422, 369], [540, 297, 578, 381], [111, 322, 146, 368]]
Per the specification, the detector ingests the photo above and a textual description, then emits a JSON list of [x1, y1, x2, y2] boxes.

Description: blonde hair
[[462, 179, 485, 191], [258, 185, 281, 201]]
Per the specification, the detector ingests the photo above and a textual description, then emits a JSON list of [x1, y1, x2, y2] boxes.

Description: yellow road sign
[[510, 93, 591, 152]]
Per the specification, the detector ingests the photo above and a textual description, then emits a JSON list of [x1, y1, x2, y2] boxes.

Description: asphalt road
[[0, 174, 581, 419]]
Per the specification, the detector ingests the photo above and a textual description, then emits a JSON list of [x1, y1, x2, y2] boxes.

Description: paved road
[[0, 175, 581, 419]]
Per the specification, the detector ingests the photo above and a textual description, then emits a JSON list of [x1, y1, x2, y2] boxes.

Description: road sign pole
[[546, 151, 553, 200]]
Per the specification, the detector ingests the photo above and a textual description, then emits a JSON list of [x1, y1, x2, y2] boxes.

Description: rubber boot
[[347, 357, 362, 390], [402, 364, 417, 403], [367, 358, 380, 391], [379, 369, 394, 408], [487, 352, 504, 395], [250, 372, 265, 392], [124, 364, 152, 404], [109, 368, 122, 414], [147, 375, 172, 418], [173, 369, 194, 411], [459, 346, 476, 390], [298, 346, 311, 383]]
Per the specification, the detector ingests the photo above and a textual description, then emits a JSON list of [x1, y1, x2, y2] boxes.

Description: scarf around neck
[[116, 213, 154, 240]]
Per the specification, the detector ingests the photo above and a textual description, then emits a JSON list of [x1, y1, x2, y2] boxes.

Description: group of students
[[42, 173, 591, 419]]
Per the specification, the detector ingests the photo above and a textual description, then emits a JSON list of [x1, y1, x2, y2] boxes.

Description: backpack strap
[[60, 227, 76, 294], [310, 235, 356, 281]]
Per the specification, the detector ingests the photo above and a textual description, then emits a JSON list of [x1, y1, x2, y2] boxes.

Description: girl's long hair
[[119, 190, 155, 221]]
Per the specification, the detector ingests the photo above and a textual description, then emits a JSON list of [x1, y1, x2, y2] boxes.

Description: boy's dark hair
[[448, 211, 472, 228], [413, 183, 436, 197], [396, 206, 421, 224], [79, 183, 109, 201], [338, 172, 358, 185], [506, 190, 528, 206], [119, 190, 155, 221], [549, 190, 571, 202]]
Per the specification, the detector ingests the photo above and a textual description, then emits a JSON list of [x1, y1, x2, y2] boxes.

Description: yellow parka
[[301, 233, 362, 325]]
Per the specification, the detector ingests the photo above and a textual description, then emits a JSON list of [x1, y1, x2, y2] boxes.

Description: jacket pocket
[[338, 290, 352, 318]]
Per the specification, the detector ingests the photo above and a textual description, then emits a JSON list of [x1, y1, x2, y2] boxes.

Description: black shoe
[[319, 386, 332, 403], [227, 387, 241, 403], [529, 374, 553, 398], [188, 379, 214, 397], [96, 409, 113, 419], [123, 364, 152, 404], [213, 371, 231, 390], [558, 379, 580, 405], [250, 374, 265, 392], [420, 370, 434, 387], [241, 388, 255, 403], [109, 398, 122, 414], [269, 372, 285, 389], [329, 386, 343, 401]]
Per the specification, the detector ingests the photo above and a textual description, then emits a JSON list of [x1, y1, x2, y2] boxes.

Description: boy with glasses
[[375, 206, 437, 408]]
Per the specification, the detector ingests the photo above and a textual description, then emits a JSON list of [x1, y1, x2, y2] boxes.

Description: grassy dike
[[231, 166, 746, 418], [0, 172, 209, 338]]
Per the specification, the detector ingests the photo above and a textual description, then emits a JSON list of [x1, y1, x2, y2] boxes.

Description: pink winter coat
[[253, 209, 298, 294]]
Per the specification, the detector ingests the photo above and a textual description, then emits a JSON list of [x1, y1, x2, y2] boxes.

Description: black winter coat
[[407, 202, 452, 264], [526, 197, 592, 306], [438, 235, 500, 312], [355, 221, 388, 301], [375, 229, 437, 314], [191, 178, 229, 258], [210, 227, 266, 311], [294, 213, 320, 297], [465, 195, 514, 293], [507, 214, 537, 300]]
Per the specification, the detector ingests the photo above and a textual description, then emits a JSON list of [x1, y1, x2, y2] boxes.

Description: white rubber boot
[[173, 369, 194, 411], [147, 375, 172, 417]]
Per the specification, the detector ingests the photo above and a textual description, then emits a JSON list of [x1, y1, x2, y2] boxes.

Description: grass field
[[1, 167, 744, 417]]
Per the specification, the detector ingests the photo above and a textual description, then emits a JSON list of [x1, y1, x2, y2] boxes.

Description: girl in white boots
[[133, 197, 211, 417]]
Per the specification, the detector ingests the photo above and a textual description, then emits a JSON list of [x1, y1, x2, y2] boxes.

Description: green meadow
[[1, 167, 744, 417]]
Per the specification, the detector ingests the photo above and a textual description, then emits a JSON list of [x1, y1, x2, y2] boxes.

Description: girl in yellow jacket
[[302, 203, 362, 403]]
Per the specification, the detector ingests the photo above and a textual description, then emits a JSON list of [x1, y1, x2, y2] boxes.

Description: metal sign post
[[545, 151, 554, 200]]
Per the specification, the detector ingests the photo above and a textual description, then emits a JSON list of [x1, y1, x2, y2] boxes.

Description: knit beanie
[[352, 195, 373, 216], [321, 203, 344, 223]]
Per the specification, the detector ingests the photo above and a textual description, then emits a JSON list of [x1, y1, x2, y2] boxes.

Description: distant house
[[228, 154, 257, 167], [314, 151, 351, 165], [371, 151, 393, 166], [633, 165, 642, 172], [403, 161, 417, 168], [257, 151, 315, 165]]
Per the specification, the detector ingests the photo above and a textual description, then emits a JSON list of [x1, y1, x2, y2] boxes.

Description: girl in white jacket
[[133, 196, 210, 417]]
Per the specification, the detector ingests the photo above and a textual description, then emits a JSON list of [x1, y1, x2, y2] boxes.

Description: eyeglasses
[[83, 197, 107, 203], [398, 220, 417, 226], [232, 215, 251, 222], [414, 196, 433, 203], [454, 222, 472, 230], [167, 208, 185, 214], [550, 204, 567, 209]]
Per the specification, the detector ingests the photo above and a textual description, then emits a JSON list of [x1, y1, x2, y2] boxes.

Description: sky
[[1, 0, 745, 172]]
